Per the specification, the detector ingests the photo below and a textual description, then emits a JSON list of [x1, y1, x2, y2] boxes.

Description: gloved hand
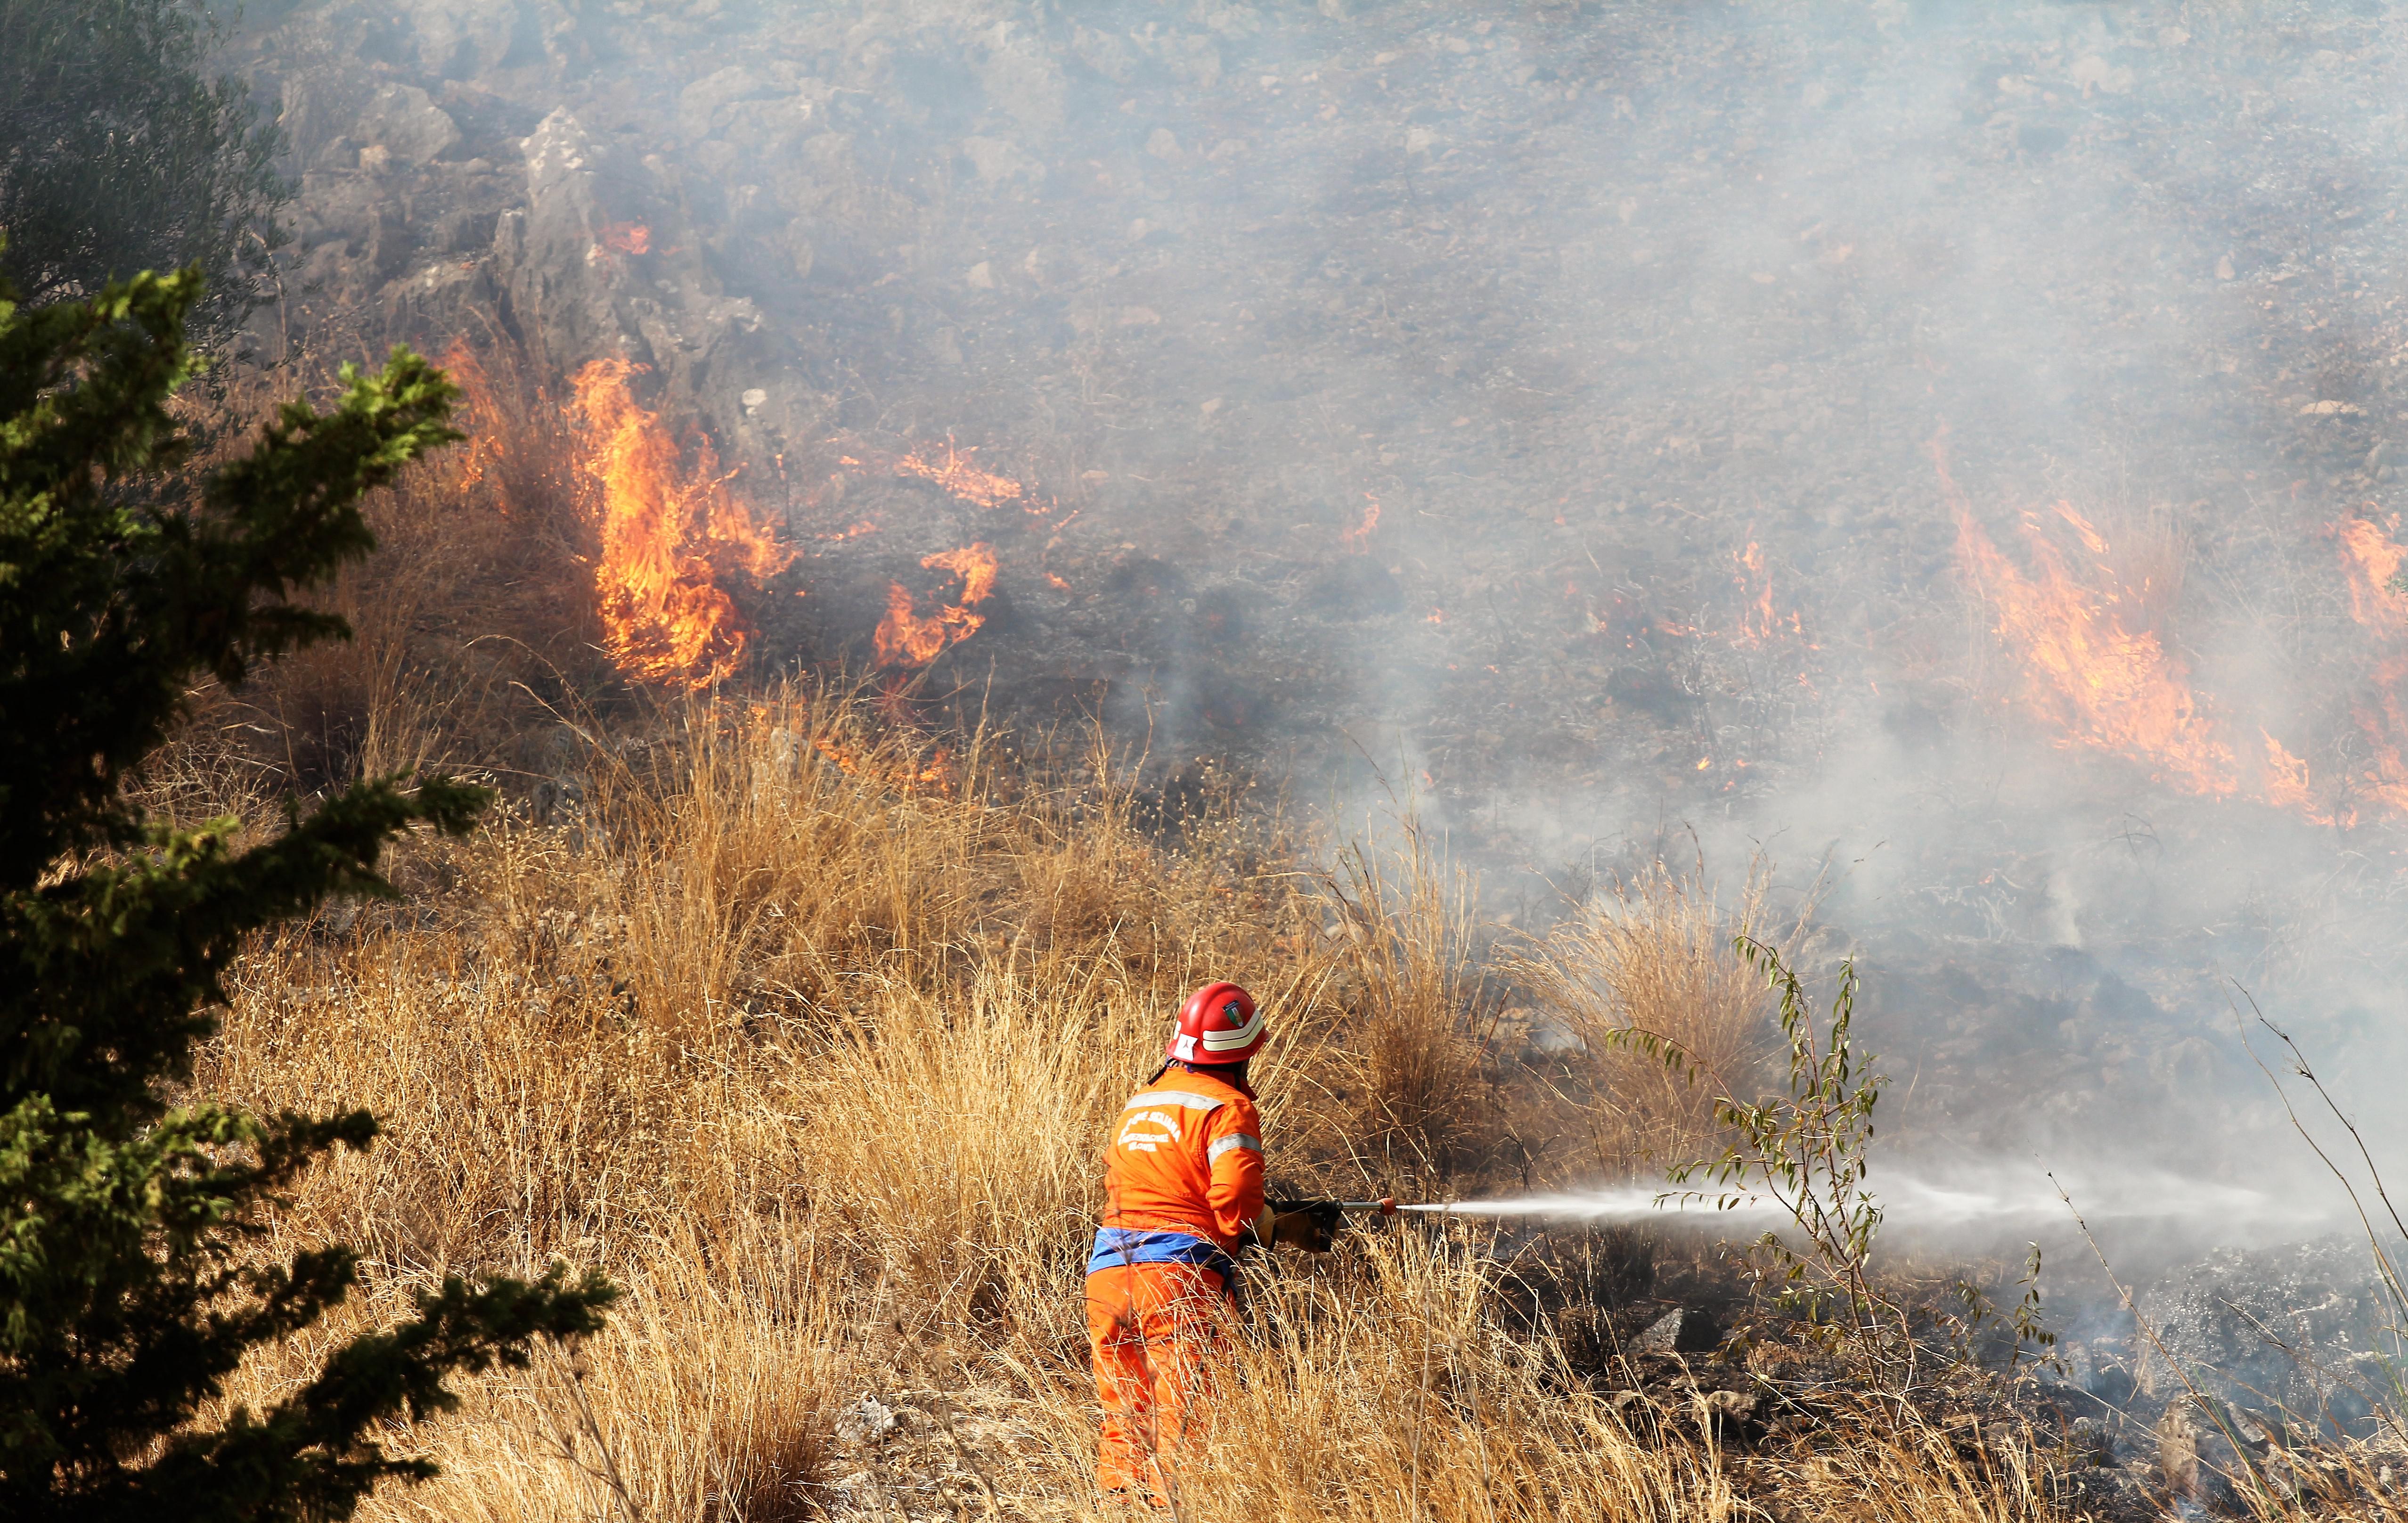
[[1266, 1200, 1341, 1253]]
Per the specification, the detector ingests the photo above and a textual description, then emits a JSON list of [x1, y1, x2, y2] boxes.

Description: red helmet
[[1166, 981, 1264, 1065]]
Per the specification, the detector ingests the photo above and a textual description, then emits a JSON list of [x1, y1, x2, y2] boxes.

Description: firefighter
[[1085, 981, 1331, 1504]]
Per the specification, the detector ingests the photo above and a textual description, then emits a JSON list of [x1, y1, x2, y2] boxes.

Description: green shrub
[[0, 262, 612, 1520]]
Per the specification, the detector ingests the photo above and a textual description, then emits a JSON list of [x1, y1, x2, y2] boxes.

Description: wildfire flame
[[1939, 432, 2408, 828], [600, 221, 651, 255], [2336, 518, 2408, 632], [896, 441, 1025, 508], [2325, 516, 2408, 823], [568, 357, 796, 687], [1735, 541, 1777, 644], [1937, 438, 2237, 796], [1730, 538, 1811, 648], [812, 736, 956, 794], [1341, 493, 1382, 552], [438, 340, 507, 491], [874, 543, 1000, 666]]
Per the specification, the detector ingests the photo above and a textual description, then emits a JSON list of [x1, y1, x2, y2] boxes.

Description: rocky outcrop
[[493, 108, 779, 444], [354, 84, 460, 168]]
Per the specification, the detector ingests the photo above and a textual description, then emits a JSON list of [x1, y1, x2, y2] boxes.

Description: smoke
[[239, 0, 2408, 1249]]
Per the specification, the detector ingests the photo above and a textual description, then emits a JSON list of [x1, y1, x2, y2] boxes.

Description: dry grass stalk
[[1300, 819, 1497, 1193], [1515, 858, 1799, 1177]]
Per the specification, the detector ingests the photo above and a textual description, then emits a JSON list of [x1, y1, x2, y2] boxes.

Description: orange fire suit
[[1085, 1065, 1264, 1498]]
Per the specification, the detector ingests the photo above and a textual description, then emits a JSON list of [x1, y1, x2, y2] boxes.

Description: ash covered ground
[[233, 0, 2408, 1242]]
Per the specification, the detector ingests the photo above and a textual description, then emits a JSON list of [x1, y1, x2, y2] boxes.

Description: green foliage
[[0, 0, 290, 353], [1595, 937, 1904, 1373], [1951, 1244, 2061, 1374], [0, 264, 614, 1519], [1681, 939, 1898, 1367]]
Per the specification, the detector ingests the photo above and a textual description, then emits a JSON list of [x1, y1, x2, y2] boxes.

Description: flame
[[812, 737, 956, 794], [873, 543, 1000, 666], [1735, 540, 1777, 644], [1731, 538, 1807, 647], [2261, 729, 2355, 828], [896, 441, 1025, 508], [2337, 517, 2408, 632], [2326, 517, 2408, 821], [568, 357, 796, 687], [600, 221, 651, 255], [438, 340, 507, 491], [1937, 437, 2236, 795], [1341, 493, 1382, 551]]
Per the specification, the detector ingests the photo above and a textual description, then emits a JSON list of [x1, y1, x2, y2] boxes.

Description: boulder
[[501, 109, 645, 364], [962, 135, 1044, 186], [678, 66, 776, 140], [280, 68, 376, 172], [400, 0, 522, 79], [1633, 1306, 1723, 1355], [355, 84, 461, 166]]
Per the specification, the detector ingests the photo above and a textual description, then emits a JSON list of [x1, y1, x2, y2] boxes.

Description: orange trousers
[[1084, 1260, 1230, 1497]]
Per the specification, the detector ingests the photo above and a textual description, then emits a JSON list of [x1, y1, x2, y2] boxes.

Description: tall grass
[[1512, 859, 1796, 1176], [182, 688, 2124, 1521]]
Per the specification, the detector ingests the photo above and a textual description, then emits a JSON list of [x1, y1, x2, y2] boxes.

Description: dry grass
[[1512, 859, 1798, 1177], [175, 685, 2139, 1522], [181, 335, 608, 795]]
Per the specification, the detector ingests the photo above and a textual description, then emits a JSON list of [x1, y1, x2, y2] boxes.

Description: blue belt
[[1086, 1228, 1238, 1285]]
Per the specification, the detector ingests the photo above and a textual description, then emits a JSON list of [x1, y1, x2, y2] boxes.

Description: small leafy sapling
[[1952, 1244, 2063, 1375], [1597, 935, 1908, 1380]]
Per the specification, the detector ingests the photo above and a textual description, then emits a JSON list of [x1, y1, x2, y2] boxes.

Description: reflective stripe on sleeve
[[1207, 1133, 1261, 1164], [1124, 1089, 1227, 1113]]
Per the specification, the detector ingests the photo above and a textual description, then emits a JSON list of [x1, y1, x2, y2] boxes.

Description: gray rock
[[1070, 25, 1137, 84], [962, 135, 1043, 186], [679, 66, 775, 140], [835, 1394, 896, 1446], [400, 0, 521, 79], [355, 85, 461, 166], [1633, 1306, 1722, 1355], [504, 109, 641, 363], [280, 68, 377, 172]]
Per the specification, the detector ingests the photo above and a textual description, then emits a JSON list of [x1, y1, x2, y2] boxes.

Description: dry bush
[[207, 1219, 845, 1523], [191, 684, 1351, 1515], [1296, 823, 1499, 1194], [1514, 859, 1799, 1177], [189, 335, 605, 792]]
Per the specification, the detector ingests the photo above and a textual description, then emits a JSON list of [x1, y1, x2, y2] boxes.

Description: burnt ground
[[228, 0, 2408, 1260]]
